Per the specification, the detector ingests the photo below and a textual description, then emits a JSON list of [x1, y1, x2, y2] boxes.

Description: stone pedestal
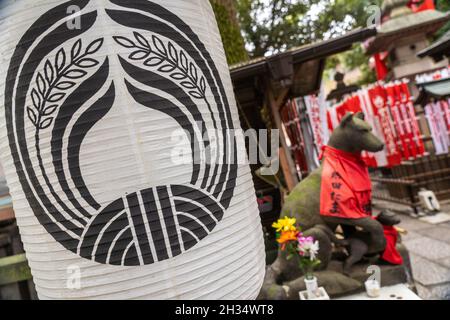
[[258, 243, 415, 300]]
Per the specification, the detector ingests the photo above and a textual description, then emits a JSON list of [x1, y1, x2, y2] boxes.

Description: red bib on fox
[[320, 146, 372, 219]]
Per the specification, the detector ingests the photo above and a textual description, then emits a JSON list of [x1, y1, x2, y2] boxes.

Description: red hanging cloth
[[408, 0, 435, 12], [381, 225, 403, 265], [319, 146, 372, 219], [319, 146, 403, 264], [374, 53, 388, 81]]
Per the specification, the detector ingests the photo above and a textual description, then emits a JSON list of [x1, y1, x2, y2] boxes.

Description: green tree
[[325, 44, 377, 86], [436, 0, 450, 38], [304, 0, 381, 41], [236, 0, 314, 57], [236, 0, 382, 58], [237, 0, 382, 84], [210, 0, 249, 65], [309, 0, 382, 86]]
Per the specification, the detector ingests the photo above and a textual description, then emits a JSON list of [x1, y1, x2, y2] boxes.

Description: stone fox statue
[[270, 112, 386, 282]]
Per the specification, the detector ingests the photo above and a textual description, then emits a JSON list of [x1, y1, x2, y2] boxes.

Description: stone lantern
[[366, 0, 450, 80]]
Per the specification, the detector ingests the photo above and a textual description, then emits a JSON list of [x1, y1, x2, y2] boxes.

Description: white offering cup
[[365, 279, 381, 298]]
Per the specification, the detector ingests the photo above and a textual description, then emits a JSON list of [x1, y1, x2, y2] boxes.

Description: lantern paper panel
[[0, 0, 265, 299]]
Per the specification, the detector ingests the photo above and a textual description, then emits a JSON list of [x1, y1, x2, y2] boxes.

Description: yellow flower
[[272, 216, 297, 232]]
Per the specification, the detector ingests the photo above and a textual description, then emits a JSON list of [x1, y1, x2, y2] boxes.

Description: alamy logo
[[5, 0, 237, 266]]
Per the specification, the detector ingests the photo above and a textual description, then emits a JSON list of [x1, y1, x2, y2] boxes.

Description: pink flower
[[297, 236, 319, 261]]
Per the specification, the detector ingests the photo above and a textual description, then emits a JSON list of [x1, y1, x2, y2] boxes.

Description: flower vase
[[304, 276, 319, 298]]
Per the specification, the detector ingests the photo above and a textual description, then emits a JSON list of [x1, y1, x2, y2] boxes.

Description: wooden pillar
[[278, 147, 295, 192], [266, 86, 299, 192]]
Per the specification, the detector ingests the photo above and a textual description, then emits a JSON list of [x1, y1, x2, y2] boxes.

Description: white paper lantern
[[0, 0, 265, 299]]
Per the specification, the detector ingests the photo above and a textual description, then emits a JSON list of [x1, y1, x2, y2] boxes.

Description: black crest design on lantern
[[4, 0, 237, 266]]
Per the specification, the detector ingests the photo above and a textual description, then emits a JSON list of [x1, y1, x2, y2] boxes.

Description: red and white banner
[[327, 81, 426, 168], [425, 100, 450, 155], [304, 95, 326, 152]]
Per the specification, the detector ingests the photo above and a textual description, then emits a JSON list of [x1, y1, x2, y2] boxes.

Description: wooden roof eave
[[417, 30, 450, 61], [229, 27, 377, 82], [415, 77, 450, 105]]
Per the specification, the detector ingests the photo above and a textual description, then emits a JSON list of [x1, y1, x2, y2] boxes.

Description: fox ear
[[340, 112, 354, 127], [355, 111, 365, 120]]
